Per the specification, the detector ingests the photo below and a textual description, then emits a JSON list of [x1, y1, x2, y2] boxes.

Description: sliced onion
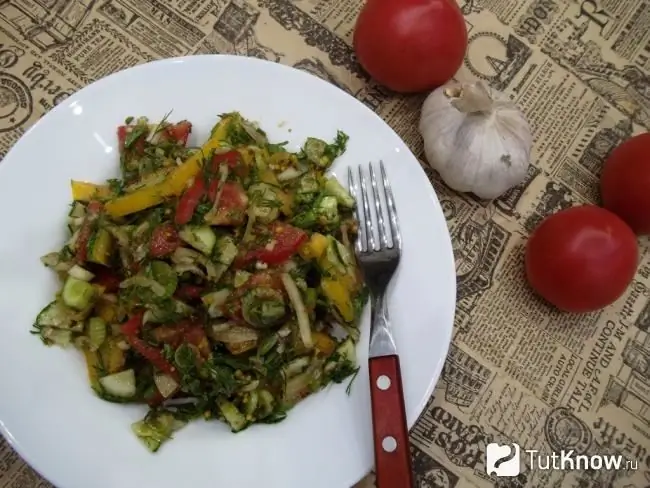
[[163, 397, 199, 407], [211, 324, 259, 344], [154, 373, 179, 398], [203, 289, 230, 317], [68, 264, 94, 282], [106, 224, 130, 247], [41, 252, 73, 272], [119, 276, 167, 297], [240, 379, 260, 392], [173, 263, 206, 278], [132, 221, 150, 240], [280, 273, 313, 348], [204, 165, 229, 222], [282, 356, 310, 379], [241, 120, 268, 145], [277, 166, 305, 181]]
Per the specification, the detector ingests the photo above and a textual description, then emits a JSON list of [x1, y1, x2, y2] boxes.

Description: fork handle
[[369, 354, 414, 488]]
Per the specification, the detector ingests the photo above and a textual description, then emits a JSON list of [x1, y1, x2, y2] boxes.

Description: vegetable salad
[[33, 112, 368, 452]]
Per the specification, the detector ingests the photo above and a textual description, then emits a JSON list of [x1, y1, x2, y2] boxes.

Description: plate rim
[[0, 54, 457, 488]]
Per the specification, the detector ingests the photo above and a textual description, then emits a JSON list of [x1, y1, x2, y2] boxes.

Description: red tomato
[[600, 132, 650, 235], [126, 335, 179, 380], [120, 312, 145, 336], [211, 150, 240, 169], [117, 125, 145, 154], [151, 322, 211, 360], [93, 268, 121, 293], [239, 222, 308, 266], [207, 181, 248, 226], [175, 176, 207, 225], [164, 121, 192, 145], [174, 284, 204, 302], [525, 205, 638, 313], [353, 0, 468, 93], [212, 150, 249, 180], [149, 223, 180, 257]]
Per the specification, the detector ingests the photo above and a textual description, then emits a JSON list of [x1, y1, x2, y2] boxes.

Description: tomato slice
[[239, 222, 308, 265], [174, 284, 204, 302], [206, 181, 248, 226], [149, 223, 180, 258], [127, 335, 179, 380], [93, 268, 121, 293], [164, 121, 192, 145], [117, 125, 146, 155], [211, 150, 249, 180], [211, 150, 240, 169], [175, 176, 207, 225], [151, 322, 211, 360], [120, 312, 145, 336], [75, 201, 103, 263]]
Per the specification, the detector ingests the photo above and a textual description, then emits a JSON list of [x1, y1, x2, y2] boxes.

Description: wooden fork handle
[[369, 354, 414, 488]]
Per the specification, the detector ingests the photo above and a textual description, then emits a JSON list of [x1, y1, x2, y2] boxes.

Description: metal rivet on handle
[[382, 436, 397, 453], [376, 375, 391, 390]]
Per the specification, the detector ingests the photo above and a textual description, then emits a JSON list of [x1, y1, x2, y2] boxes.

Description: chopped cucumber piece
[[315, 196, 339, 227], [87, 317, 107, 350], [40, 327, 73, 346], [87, 228, 113, 266], [218, 400, 248, 432], [68, 264, 94, 282], [62, 276, 96, 311], [35, 300, 72, 328], [244, 391, 259, 417], [295, 172, 319, 204], [241, 288, 286, 329], [131, 410, 185, 453], [336, 337, 356, 363], [179, 226, 217, 255], [99, 369, 136, 398], [324, 177, 355, 208], [303, 137, 328, 166], [213, 235, 238, 266], [257, 389, 275, 419]]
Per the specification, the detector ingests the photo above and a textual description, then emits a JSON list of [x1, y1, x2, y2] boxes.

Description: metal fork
[[348, 161, 413, 488]]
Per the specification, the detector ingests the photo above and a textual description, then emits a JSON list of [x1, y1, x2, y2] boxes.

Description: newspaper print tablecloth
[[1, 0, 649, 487]]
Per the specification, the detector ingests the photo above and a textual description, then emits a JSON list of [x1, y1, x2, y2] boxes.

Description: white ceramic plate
[[0, 55, 455, 488]]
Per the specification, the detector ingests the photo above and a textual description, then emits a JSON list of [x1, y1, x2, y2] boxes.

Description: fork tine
[[380, 160, 401, 250], [369, 163, 388, 249], [348, 167, 363, 255], [359, 165, 375, 251]]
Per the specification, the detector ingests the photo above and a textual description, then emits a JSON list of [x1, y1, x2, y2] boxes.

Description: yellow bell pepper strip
[[83, 348, 102, 391], [312, 331, 336, 356], [104, 116, 233, 218], [95, 298, 117, 323], [71, 181, 111, 202], [321, 278, 354, 322], [99, 337, 126, 374], [299, 232, 328, 260]]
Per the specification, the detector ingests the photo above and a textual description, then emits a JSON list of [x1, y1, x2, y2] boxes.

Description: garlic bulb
[[419, 80, 532, 200]]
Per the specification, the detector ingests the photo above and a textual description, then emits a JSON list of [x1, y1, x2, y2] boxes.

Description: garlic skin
[[419, 80, 532, 200]]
